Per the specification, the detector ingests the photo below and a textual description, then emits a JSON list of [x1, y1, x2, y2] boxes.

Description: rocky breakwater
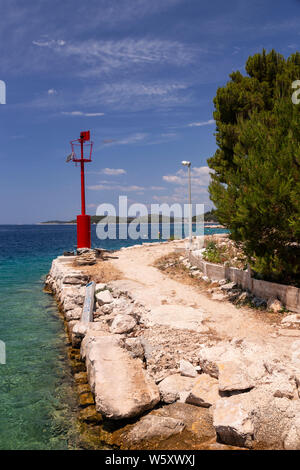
[[45, 251, 300, 450]]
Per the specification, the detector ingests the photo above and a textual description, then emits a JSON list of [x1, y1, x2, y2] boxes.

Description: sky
[[1, 0, 300, 223]]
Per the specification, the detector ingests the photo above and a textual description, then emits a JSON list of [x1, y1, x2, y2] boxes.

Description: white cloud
[[33, 39, 66, 47], [101, 168, 127, 176], [56, 38, 196, 76], [61, 111, 104, 117], [88, 184, 145, 192], [161, 166, 212, 203], [150, 186, 165, 190], [163, 166, 211, 187], [87, 181, 166, 193], [187, 119, 215, 127], [82, 81, 189, 111], [102, 133, 148, 146]]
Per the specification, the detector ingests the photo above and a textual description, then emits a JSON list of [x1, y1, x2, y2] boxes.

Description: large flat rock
[[218, 361, 255, 393], [148, 305, 207, 332], [83, 335, 160, 420]]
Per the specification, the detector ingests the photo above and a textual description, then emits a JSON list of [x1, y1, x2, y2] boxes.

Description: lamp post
[[181, 160, 192, 249]]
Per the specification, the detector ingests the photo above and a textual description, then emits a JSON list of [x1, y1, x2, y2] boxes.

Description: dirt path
[[110, 241, 299, 357]]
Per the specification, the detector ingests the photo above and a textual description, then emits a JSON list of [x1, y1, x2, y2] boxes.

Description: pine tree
[[208, 50, 300, 285]]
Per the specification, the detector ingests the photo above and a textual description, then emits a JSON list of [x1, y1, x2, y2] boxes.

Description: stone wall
[[189, 251, 300, 313]]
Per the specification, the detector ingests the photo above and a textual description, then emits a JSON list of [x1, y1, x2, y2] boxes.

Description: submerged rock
[[123, 415, 185, 444]]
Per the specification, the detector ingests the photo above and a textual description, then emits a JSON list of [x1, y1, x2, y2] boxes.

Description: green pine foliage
[[208, 49, 300, 286]]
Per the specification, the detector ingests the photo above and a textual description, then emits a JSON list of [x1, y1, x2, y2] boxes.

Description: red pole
[[80, 138, 86, 216], [76, 132, 91, 249]]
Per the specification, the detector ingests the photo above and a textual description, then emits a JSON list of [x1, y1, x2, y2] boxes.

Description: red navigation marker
[[67, 131, 94, 249]]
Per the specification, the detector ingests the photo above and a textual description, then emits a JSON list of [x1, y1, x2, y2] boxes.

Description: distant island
[[41, 215, 186, 225], [41, 210, 218, 225]]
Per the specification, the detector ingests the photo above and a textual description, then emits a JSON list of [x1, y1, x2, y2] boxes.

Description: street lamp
[[182, 160, 192, 249]]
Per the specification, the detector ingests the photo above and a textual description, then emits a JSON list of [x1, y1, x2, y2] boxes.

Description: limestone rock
[[220, 282, 237, 291], [76, 250, 97, 266], [158, 374, 197, 403], [213, 395, 255, 448], [96, 283, 107, 291], [72, 321, 88, 348], [124, 415, 185, 444], [218, 361, 255, 393], [268, 373, 296, 399], [79, 406, 102, 424], [198, 344, 243, 379], [110, 314, 137, 334], [186, 374, 219, 407], [79, 392, 95, 407], [267, 297, 283, 313], [236, 291, 251, 304], [179, 359, 198, 378], [74, 371, 88, 384], [72, 322, 106, 348], [212, 292, 227, 301], [84, 335, 160, 419], [148, 305, 206, 332], [213, 386, 300, 449], [96, 290, 113, 306], [100, 303, 114, 315], [284, 416, 300, 450], [63, 274, 89, 285], [153, 402, 216, 443], [65, 307, 82, 321], [124, 337, 144, 359], [282, 314, 300, 327]]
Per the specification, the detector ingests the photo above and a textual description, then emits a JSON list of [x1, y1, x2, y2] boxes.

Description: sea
[[0, 224, 228, 450]]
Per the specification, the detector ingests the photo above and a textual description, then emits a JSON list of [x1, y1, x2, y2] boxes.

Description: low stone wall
[[189, 251, 300, 313]]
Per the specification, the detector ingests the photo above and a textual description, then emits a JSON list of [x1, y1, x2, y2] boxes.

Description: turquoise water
[[0, 224, 228, 450]]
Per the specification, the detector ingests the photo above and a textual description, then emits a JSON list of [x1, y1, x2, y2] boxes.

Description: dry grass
[[154, 252, 285, 327], [154, 252, 214, 291], [72, 258, 122, 283]]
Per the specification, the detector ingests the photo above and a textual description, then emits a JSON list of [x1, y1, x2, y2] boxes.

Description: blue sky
[[1, 0, 300, 223]]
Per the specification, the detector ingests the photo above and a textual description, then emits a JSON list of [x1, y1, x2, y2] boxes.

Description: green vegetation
[[203, 240, 223, 264], [208, 49, 300, 286], [202, 239, 247, 268]]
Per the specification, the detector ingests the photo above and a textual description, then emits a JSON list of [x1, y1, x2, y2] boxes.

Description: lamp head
[[181, 160, 191, 167]]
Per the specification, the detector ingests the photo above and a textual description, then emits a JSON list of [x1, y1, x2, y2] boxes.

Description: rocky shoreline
[[44, 242, 300, 450]]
